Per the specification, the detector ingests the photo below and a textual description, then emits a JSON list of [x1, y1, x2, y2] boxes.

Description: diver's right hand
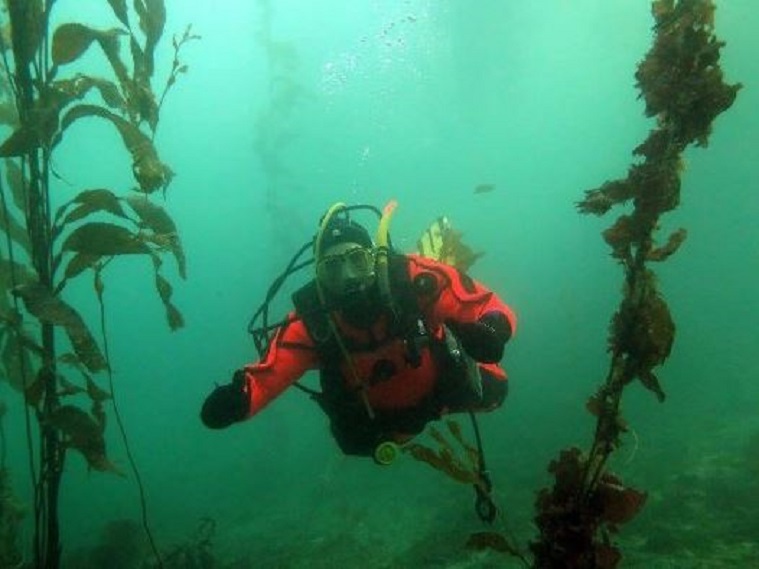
[[200, 370, 249, 429]]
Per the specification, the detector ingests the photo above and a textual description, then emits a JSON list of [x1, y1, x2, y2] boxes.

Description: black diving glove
[[446, 311, 511, 363], [200, 369, 249, 429]]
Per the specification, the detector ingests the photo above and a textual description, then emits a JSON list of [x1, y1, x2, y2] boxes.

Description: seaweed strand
[[531, 2, 741, 567]]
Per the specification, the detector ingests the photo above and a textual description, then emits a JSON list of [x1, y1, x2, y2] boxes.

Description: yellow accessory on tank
[[373, 441, 400, 466]]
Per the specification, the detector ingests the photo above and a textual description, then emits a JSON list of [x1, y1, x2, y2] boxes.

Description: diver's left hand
[[445, 311, 511, 363]]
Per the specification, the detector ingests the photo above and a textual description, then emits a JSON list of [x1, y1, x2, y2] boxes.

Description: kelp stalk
[[5, 1, 62, 563], [532, 1, 741, 567]]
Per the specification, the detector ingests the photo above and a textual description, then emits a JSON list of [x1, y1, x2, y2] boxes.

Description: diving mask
[[316, 243, 376, 297]]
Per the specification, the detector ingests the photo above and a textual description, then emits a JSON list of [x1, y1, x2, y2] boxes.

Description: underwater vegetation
[[1, 399, 24, 567], [64, 517, 220, 569], [253, 0, 310, 219], [0, 0, 195, 567], [415, 216, 484, 274], [532, 0, 741, 567], [65, 519, 149, 569], [156, 518, 217, 569], [0, 466, 24, 568]]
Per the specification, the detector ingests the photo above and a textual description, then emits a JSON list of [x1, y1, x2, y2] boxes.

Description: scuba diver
[[201, 201, 516, 462]]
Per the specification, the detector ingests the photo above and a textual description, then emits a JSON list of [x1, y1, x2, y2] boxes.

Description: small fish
[[474, 183, 495, 194]]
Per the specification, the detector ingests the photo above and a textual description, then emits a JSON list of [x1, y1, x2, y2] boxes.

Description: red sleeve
[[406, 254, 517, 335], [241, 312, 320, 417]]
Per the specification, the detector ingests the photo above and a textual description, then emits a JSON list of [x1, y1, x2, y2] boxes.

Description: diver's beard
[[334, 279, 382, 328], [341, 277, 372, 297]]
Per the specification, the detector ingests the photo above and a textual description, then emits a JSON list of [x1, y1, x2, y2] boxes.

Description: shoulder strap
[[387, 253, 421, 326], [291, 280, 331, 343], [291, 280, 345, 365]]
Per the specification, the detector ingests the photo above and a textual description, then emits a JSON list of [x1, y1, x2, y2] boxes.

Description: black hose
[[469, 411, 497, 523]]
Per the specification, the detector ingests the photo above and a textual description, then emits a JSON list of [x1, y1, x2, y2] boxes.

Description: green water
[[1, 1, 757, 567]]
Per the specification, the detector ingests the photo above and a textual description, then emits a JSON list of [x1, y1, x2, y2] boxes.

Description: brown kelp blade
[[49, 404, 121, 474], [416, 216, 483, 273], [13, 282, 107, 372]]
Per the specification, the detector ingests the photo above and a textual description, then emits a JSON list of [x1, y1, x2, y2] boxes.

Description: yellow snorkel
[[375, 199, 399, 319]]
